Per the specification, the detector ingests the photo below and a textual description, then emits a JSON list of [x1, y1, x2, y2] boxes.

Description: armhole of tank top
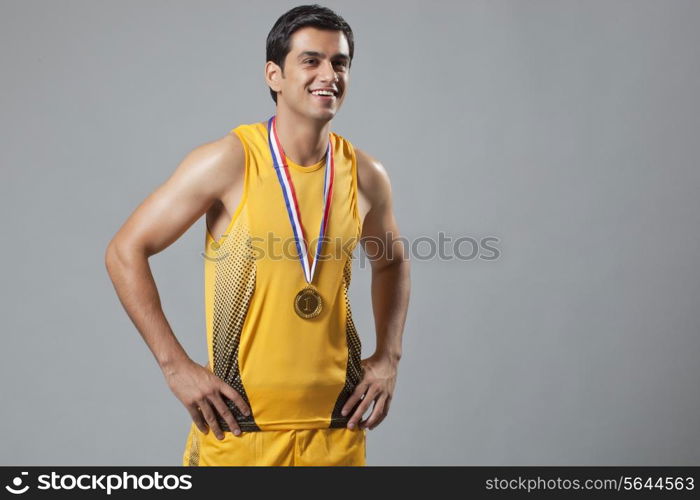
[[348, 139, 362, 239], [204, 127, 250, 246]]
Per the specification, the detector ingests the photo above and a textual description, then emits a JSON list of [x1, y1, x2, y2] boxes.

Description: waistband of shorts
[[215, 413, 353, 432]]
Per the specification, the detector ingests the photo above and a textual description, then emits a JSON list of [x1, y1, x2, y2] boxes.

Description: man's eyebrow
[[297, 50, 350, 62]]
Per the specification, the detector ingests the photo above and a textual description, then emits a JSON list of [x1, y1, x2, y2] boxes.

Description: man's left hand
[[341, 352, 399, 431]]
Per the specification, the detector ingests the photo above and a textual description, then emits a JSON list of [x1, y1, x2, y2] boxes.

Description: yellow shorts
[[182, 422, 367, 466]]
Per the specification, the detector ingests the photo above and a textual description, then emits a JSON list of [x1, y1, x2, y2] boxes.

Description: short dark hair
[[266, 4, 354, 104]]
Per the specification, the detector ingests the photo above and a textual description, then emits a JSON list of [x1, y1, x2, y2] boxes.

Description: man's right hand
[[163, 358, 251, 440]]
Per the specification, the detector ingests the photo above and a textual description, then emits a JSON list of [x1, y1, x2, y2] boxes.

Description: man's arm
[[341, 148, 411, 431], [104, 132, 250, 439]]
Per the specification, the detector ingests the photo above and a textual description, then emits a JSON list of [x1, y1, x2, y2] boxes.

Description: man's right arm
[[104, 132, 249, 439]]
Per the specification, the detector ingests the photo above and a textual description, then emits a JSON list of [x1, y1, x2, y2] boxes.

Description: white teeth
[[311, 90, 335, 96]]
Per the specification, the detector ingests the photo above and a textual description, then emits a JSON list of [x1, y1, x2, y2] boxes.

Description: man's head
[[265, 4, 354, 121]]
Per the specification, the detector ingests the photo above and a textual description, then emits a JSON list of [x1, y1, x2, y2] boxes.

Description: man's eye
[[304, 59, 316, 64]]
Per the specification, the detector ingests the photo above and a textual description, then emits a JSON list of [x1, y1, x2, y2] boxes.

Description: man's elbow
[[104, 239, 122, 276], [104, 238, 140, 276], [372, 255, 410, 274]]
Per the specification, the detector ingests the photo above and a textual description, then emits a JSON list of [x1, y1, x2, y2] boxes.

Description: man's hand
[[341, 352, 398, 431], [163, 359, 251, 440]]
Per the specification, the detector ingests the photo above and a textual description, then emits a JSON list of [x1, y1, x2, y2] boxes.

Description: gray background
[[1, 0, 698, 465]]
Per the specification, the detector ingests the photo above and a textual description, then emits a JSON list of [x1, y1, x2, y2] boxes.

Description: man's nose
[[319, 61, 338, 82]]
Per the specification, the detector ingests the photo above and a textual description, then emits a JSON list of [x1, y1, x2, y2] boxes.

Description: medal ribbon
[[267, 115, 335, 285]]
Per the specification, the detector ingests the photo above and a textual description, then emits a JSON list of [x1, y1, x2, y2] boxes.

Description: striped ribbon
[[267, 115, 335, 284]]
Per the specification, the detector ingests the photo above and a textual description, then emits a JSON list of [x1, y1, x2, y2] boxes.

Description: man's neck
[[274, 105, 331, 166]]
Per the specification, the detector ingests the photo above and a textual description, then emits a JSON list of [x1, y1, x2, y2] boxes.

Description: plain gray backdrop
[[1, 0, 699, 465]]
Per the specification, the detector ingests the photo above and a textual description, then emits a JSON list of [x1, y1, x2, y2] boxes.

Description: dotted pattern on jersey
[[329, 257, 364, 428], [209, 209, 261, 432], [187, 429, 200, 466]]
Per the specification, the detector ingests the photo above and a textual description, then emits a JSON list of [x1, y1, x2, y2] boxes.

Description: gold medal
[[294, 286, 323, 319]]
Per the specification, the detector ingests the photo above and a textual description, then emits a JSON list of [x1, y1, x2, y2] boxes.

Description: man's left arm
[[341, 148, 411, 431]]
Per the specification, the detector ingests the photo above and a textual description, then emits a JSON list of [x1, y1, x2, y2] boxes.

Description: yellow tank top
[[203, 120, 363, 432]]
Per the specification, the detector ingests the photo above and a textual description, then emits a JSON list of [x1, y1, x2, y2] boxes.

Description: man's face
[[268, 26, 351, 121]]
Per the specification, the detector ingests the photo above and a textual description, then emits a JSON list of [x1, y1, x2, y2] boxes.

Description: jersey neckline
[[286, 156, 326, 173], [258, 121, 332, 173]]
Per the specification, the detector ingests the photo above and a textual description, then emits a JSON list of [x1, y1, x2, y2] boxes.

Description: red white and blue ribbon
[[267, 115, 335, 284]]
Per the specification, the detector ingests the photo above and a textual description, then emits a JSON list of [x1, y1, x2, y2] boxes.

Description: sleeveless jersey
[[203, 120, 363, 432]]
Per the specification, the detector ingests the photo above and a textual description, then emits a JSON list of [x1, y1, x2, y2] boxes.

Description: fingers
[[346, 386, 377, 430], [196, 399, 225, 440], [187, 404, 209, 434], [209, 393, 243, 438], [340, 382, 369, 418], [218, 382, 252, 418], [190, 382, 250, 441], [360, 394, 388, 430]]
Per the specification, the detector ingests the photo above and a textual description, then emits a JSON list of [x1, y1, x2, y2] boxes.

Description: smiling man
[[105, 4, 410, 466]]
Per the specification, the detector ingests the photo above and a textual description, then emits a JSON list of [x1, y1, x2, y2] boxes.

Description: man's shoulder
[[227, 121, 267, 142], [192, 130, 245, 169], [353, 146, 381, 172], [353, 146, 392, 208], [175, 130, 246, 201]]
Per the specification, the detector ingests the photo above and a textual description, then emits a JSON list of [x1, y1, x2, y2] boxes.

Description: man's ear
[[265, 61, 283, 93]]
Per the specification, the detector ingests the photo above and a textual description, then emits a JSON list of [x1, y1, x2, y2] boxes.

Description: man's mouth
[[309, 88, 338, 100]]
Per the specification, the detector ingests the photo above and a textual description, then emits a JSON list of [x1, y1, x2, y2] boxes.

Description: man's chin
[[304, 109, 337, 123], [316, 105, 339, 119], [286, 103, 338, 123]]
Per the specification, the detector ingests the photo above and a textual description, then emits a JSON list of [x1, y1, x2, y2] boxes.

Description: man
[[105, 4, 410, 466]]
